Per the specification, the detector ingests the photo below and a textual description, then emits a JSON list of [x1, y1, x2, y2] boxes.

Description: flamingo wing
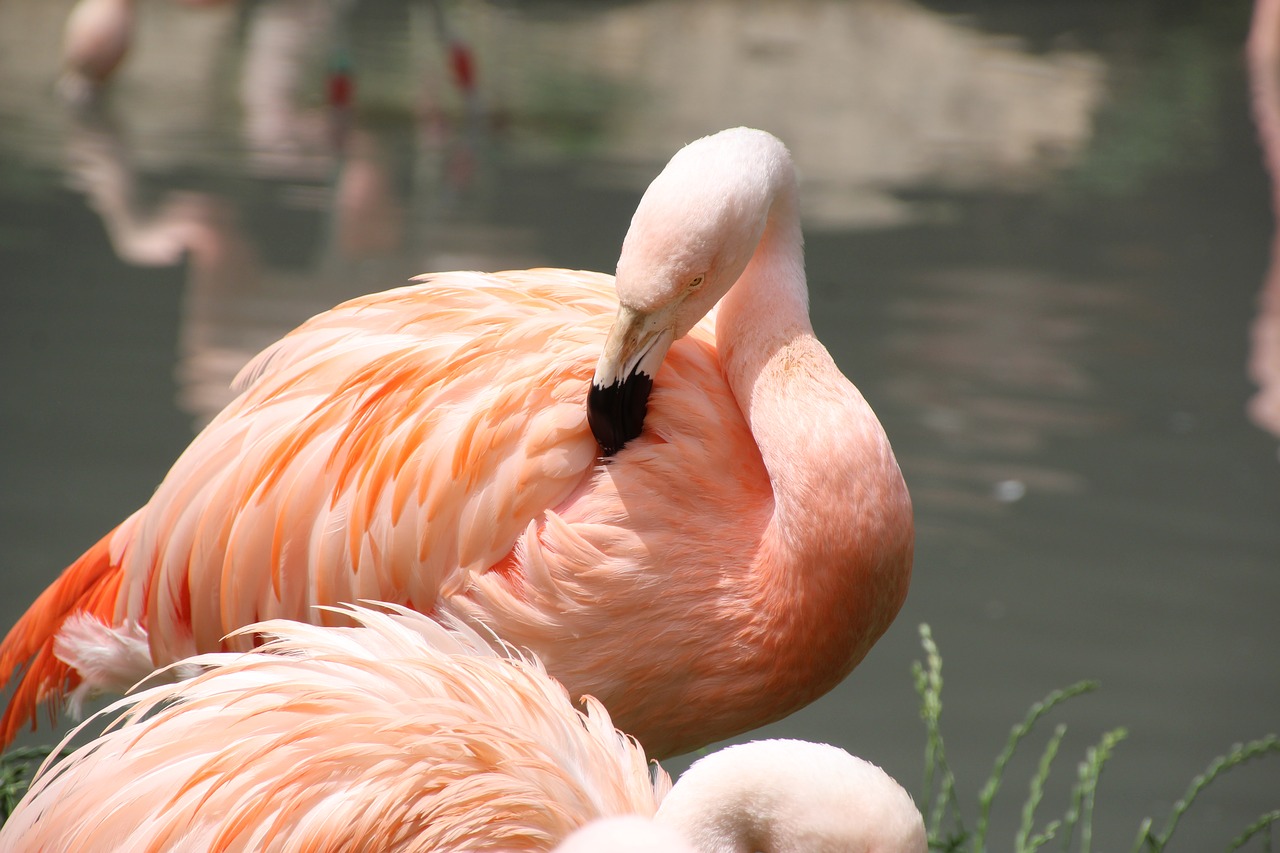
[[0, 270, 612, 739], [135, 269, 611, 659]]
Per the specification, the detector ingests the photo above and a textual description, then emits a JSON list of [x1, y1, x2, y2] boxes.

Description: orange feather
[[0, 519, 127, 746]]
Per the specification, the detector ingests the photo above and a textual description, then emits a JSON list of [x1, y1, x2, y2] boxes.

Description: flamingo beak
[[588, 305, 676, 456]]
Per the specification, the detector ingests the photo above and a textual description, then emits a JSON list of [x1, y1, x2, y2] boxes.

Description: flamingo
[[0, 127, 914, 758], [1247, 0, 1280, 439], [0, 604, 927, 852], [59, 0, 135, 102], [58, 0, 236, 101]]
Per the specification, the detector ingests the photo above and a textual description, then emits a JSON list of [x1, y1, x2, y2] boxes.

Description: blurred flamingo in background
[[0, 127, 913, 758], [59, 0, 135, 101], [1247, 0, 1280, 440], [59, 0, 235, 102], [0, 604, 927, 852]]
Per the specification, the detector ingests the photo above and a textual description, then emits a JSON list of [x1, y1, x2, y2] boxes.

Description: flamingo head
[[588, 127, 793, 455], [655, 739, 928, 853]]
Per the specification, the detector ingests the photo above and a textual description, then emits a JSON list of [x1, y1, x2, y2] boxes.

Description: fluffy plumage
[[0, 605, 926, 853], [2, 605, 662, 852]]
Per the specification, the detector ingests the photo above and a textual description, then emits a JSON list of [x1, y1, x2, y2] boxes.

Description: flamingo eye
[[689, 275, 705, 289]]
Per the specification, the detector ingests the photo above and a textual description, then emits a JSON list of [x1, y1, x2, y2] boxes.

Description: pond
[[0, 0, 1277, 849]]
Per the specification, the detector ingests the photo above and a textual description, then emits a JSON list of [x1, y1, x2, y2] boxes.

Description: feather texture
[[2, 604, 664, 852], [1, 606, 926, 853]]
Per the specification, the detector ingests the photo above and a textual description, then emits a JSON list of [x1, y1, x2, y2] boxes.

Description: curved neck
[[715, 180, 913, 668], [716, 178, 827, 534], [715, 179, 873, 546], [715, 177, 810, 373]]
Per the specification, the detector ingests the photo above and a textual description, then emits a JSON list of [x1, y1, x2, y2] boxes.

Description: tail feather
[[0, 526, 127, 749]]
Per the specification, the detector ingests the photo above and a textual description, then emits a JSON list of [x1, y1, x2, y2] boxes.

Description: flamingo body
[[0, 128, 914, 758], [0, 605, 926, 853]]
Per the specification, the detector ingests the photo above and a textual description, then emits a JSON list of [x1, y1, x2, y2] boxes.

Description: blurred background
[[0, 0, 1277, 848]]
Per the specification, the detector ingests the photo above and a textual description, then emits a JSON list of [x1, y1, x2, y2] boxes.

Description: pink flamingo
[[59, 0, 135, 101], [0, 604, 927, 852], [1247, 0, 1280, 439], [58, 0, 235, 102], [0, 127, 914, 758]]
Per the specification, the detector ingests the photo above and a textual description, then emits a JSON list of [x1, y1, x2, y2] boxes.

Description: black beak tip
[[587, 373, 654, 457]]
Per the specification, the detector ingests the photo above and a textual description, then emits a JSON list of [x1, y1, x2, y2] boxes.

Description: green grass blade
[[1058, 726, 1127, 852], [913, 624, 965, 848], [1226, 809, 1280, 853], [973, 680, 1098, 851], [1131, 735, 1280, 853], [1015, 723, 1067, 853], [0, 745, 62, 824], [1026, 821, 1063, 853], [1074, 727, 1126, 853]]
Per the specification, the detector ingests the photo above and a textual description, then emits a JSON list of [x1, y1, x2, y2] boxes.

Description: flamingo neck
[[716, 177, 810, 368], [715, 178, 843, 545], [715, 179, 913, 673]]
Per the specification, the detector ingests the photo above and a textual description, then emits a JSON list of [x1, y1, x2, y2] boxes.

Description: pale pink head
[[655, 739, 928, 853], [589, 127, 797, 454]]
